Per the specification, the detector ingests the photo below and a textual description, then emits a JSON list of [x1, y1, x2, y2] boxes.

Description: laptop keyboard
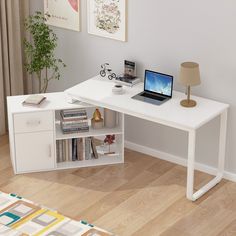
[[141, 92, 166, 101]]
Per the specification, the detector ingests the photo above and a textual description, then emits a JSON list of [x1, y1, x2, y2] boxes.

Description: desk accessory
[[22, 95, 46, 107], [115, 60, 140, 87], [104, 108, 117, 128], [124, 60, 136, 77], [179, 62, 201, 108], [100, 63, 116, 80], [104, 135, 116, 155], [112, 84, 124, 95], [91, 108, 104, 129]]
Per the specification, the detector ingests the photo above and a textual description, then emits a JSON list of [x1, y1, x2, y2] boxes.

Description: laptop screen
[[144, 70, 173, 97]]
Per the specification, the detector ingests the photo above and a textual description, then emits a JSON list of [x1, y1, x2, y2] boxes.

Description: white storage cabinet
[[7, 92, 124, 174]]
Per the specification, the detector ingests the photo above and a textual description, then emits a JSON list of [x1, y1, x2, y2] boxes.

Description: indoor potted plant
[[24, 11, 66, 93]]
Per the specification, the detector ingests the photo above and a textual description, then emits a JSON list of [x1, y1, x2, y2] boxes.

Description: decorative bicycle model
[[100, 63, 116, 80]]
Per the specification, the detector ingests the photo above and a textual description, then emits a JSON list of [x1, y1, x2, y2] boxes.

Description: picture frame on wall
[[44, 0, 80, 32], [87, 0, 127, 42]]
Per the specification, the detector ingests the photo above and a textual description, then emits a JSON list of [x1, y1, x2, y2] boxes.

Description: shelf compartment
[[55, 123, 123, 140]]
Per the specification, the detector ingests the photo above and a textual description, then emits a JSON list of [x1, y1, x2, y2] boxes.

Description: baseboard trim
[[125, 140, 236, 183]]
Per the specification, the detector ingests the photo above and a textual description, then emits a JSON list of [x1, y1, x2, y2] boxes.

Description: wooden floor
[[1, 134, 236, 236]]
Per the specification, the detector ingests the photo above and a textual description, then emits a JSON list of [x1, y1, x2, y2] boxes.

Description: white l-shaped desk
[[66, 76, 229, 201]]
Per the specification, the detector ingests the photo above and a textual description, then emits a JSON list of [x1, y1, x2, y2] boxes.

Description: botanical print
[[94, 0, 121, 34], [88, 0, 126, 41], [44, 0, 80, 31]]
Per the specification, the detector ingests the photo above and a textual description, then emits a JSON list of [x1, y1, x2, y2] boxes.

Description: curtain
[[0, 0, 32, 135]]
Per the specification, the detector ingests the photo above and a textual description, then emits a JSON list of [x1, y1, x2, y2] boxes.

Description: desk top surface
[[66, 76, 229, 131], [7, 92, 93, 114]]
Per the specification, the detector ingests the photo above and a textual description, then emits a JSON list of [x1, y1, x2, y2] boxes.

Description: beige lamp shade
[[179, 62, 201, 86]]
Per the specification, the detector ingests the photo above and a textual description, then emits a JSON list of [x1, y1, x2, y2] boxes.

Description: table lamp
[[179, 62, 201, 108]]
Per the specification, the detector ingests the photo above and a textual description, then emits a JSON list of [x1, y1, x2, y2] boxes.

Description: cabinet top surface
[[7, 92, 93, 114], [66, 76, 229, 130]]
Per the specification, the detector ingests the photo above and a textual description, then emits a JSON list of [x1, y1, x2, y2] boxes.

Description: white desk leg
[[187, 130, 196, 200], [186, 109, 228, 201], [218, 109, 228, 175]]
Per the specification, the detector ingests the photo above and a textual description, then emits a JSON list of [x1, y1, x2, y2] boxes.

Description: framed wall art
[[44, 0, 80, 31], [87, 0, 127, 41]]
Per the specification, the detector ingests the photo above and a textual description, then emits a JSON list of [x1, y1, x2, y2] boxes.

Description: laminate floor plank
[[1, 135, 236, 236]]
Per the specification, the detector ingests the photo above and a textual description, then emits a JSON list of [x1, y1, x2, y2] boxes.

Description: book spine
[[77, 138, 84, 161], [72, 138, 77, 161], [62, 108, 87, 114], [68, 139, 72, 161], [61, 115, 88, 120], [83, 138, 85, 160], [91, 137, 98, 159], [59, 140, 63, 163], [62, 140, 66, 162], [61, 119, 89, 125], [62, 127, 89, 134], [65, 140, 69, 162], [85, 137, 91, 160], [61, 123, 89, 128]]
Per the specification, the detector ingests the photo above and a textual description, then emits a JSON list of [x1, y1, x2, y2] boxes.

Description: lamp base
[[180, 99, 197, 108]]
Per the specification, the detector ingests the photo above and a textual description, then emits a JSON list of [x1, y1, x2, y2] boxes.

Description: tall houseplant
[[24, 11, 66, 93]]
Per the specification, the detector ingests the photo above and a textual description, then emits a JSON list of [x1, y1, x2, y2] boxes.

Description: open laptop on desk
[[132, 70, 173, 105]]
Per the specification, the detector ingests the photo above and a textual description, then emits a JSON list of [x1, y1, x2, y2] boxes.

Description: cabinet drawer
[[14, 111, 53, 133]]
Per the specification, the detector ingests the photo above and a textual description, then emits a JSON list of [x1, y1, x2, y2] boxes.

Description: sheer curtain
[[0, 0, 32, 135]]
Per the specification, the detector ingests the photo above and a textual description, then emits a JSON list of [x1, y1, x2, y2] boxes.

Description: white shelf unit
[[7, 92, 124, 174]]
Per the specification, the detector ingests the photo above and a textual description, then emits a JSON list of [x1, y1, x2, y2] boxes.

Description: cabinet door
[[15, 131, 55, 173]]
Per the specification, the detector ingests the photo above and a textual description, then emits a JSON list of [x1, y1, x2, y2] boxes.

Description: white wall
[[31, 0, 236, 173]]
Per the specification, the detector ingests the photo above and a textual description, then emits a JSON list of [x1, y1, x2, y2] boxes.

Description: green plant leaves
[[24, 11, 66, 93]]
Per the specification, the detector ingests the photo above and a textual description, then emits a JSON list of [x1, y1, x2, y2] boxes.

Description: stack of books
[[115, 60, 140, 87], [22, 95, 46, 107], [60, 108, 89, 134], [115, 75, 140, 87], [56, 137, 99, 163]]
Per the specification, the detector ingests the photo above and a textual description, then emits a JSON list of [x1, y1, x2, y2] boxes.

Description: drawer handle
[[26, 120, 41, 126]]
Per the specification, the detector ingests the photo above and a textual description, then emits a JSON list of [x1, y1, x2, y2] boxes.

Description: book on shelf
[[77, 138, 84, 161], [60, 108, 89, 134], [72, 138, 77, 161], [68, 139, 72, 161], [22, 95, 46, 107], [60, 109, 87, 119], [57, 137, 111, 163], [91, 137, 99, 159], [85, 137, 92, 160], [62, 127, 89, 134]]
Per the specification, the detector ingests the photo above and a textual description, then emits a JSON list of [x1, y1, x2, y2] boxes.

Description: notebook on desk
[[132, 70, 173, 105]]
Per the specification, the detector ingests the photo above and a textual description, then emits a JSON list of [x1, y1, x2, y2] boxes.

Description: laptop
[[132, 70, 173, 105]]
